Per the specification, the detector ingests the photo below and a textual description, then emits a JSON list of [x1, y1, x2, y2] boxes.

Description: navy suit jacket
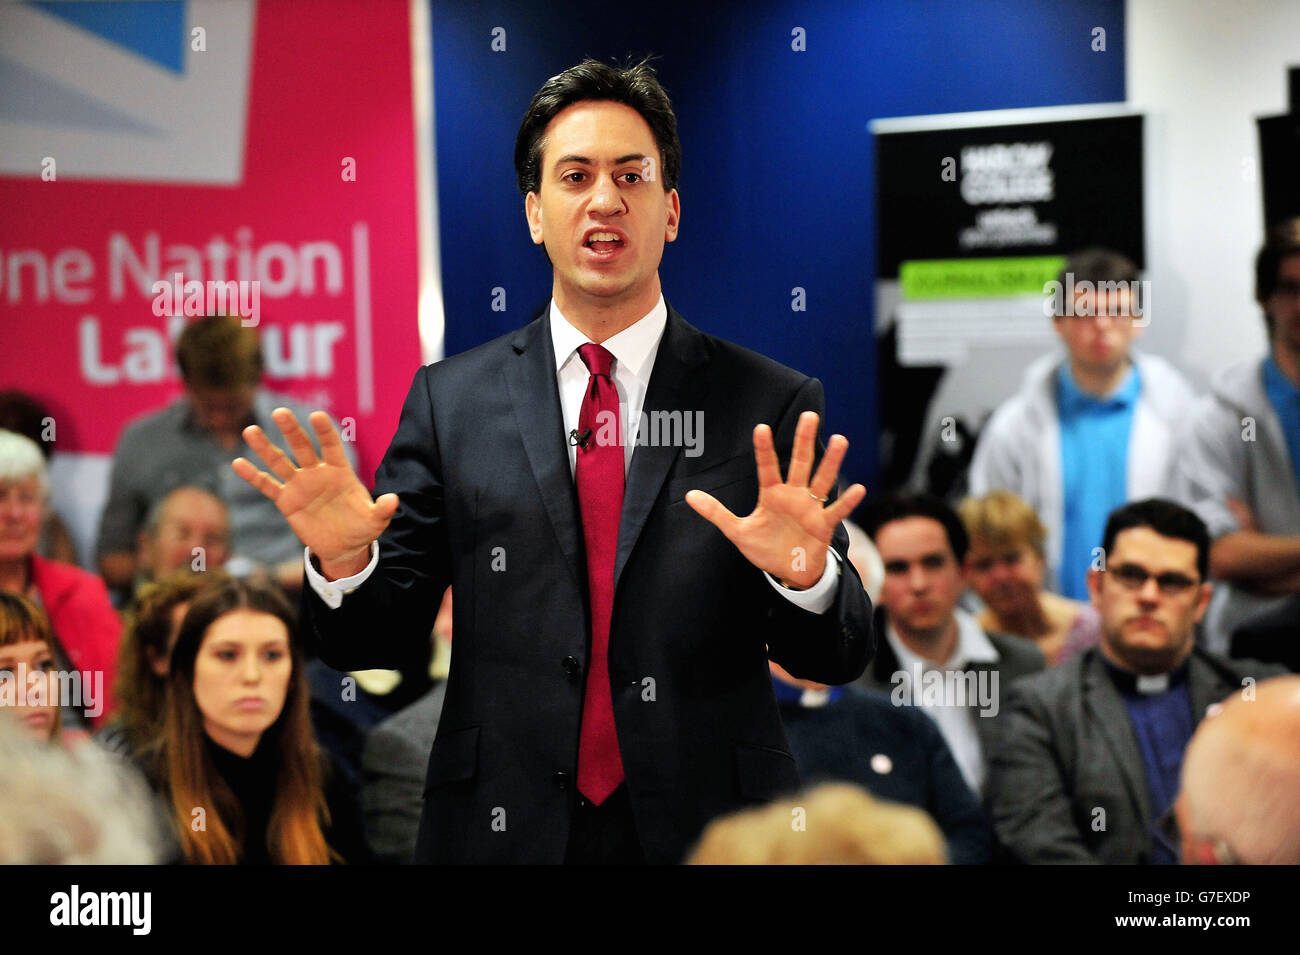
[[302, 302, 874, 863]]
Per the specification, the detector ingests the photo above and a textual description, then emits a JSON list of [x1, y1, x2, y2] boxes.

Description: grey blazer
[[361, 682, 448, 864], [987, 647, 1282, 864]]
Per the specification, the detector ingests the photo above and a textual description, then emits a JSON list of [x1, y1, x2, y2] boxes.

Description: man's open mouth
[[584, 231, 625, 254]]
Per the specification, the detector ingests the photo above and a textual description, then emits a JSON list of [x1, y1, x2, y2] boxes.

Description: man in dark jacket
[[988, 499, 1285, 864], [772, 662, 992, 864], [233, 58, 873, 864], [853, 493, 1046, 800]]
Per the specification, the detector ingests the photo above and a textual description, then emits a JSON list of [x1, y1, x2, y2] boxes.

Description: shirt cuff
[[304, 542, 379, 610], [764, 547, 841, 615]]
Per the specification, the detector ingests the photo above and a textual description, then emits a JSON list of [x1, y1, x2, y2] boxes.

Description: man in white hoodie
[[1172, 219, 1300, 652], [969, 248, 1194, 602]]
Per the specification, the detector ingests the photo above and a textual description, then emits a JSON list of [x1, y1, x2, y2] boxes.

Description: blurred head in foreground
[[0, 713, 163, 863], [1176, 675, 1300, 865], [686, 783, 947, 865]]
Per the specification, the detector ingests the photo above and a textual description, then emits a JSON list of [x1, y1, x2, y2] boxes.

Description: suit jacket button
[[553, 771, 570, 791], [563, 655, 581, 680]]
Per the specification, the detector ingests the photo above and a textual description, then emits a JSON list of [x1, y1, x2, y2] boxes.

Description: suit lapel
[[503, 310, 584, 592], [1187, 649, 1235, 719], [613, 304, 710, 596], [1082, 653, 1150, 828]]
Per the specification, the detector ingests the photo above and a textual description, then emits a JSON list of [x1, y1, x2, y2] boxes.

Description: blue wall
[[431, 0, 1125, 490]]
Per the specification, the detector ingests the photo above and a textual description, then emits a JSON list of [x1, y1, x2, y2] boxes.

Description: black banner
[[876, 113, 1145, 277]]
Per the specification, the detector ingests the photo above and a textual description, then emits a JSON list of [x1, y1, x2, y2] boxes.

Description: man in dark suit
[[771, 661, 993, 864], [987, 499, 1284, 864], [232, 58, 873, 864], [852, 493, 1046, 801]]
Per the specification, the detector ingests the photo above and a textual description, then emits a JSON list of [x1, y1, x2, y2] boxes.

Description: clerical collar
[[1102, 655, 1191, 696], [771, 676, 844, 708]]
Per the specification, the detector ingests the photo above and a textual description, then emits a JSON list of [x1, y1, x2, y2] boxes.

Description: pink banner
[[0, 0, 421, 484]]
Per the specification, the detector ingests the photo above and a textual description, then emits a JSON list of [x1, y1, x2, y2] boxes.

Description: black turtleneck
[[205, 733, 279, 865]]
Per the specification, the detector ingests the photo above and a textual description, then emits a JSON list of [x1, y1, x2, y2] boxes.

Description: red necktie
[[575, 342, 625, 804]]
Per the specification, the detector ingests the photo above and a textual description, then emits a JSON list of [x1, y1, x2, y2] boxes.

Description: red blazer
[[29, 553, 121, 726]]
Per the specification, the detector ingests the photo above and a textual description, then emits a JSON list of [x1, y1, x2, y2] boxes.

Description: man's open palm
[[231, 408, 398, 568], [685, 410, 866, 589]]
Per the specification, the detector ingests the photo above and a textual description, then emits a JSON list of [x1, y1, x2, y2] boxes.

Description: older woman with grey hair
[[0, 429, 121, 729]]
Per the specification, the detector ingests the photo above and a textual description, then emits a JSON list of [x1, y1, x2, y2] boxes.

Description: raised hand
[[231, 408, 398, 577], [685, 411, 866, 589]]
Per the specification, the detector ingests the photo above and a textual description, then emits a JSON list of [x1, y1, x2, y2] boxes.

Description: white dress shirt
[[306, 295, 840, 612], [885, 608, 999, 796]]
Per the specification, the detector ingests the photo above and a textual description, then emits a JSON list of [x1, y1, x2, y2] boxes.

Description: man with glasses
[[1174, 218, 1300, 652], [970, 248, 1193, 602], [987, 499, 1282, 864]]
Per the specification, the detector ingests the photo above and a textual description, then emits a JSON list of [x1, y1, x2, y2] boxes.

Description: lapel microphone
[[569, 428, 593, 449]]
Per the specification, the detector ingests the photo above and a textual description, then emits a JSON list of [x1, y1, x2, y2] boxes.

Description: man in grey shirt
[[96, 315, 351, 595], [1172, 219, 1300, 650]]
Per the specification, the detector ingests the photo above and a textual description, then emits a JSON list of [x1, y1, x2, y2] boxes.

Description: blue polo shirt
[[1262, 356, 1300, 492], [1056, 363, 1141, 600]]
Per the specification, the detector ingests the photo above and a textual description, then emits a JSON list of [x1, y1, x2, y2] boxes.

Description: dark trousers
[[564, 784, 646, 865]]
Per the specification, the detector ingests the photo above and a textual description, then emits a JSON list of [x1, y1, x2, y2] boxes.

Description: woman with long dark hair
[[141, 578, 364, 864]]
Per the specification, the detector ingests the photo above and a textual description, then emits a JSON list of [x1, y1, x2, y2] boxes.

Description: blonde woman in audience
[[959, 490, 1101, 665], [0, 591, 67, 745], [687, 783, 947, 865], [139, 578, 365, 864], [96, 570, 229, 759]]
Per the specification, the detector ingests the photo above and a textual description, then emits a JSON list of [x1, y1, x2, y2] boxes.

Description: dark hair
[[860, 493, 970, 564], [0, 392, 54, 460], [1101, 498, 1210, 580], [1255, 217, 1300, 334], [1052, 247, 1140, 316], [175, 315, 262, 388], [513, 56, 681, 196]]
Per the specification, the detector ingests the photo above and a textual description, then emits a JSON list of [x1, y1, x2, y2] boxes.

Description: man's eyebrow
[[552, 153, 648, 169]]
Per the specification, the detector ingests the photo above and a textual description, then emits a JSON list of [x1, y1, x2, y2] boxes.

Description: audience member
[[137, 578, 366, 864], [970, 248, 1194, 601], [0, 591, 67, 745], [770, 661, 991, 864], [988, 499, 1283, 864], [0, 713, 165, 864], [1173, 218, 1300, 651], [136, 486, 231, 588], [959, 489, 1102, 664], [95, 315, 351, 597], [1175, 675, 1300, 865], [854, 493, 1045, 798], [96, 571, 229, 760], [360, 586, 451, 864], [0, 430, 120, 726], [686, 782, 947, 865], [0, 391, 78, 565]]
